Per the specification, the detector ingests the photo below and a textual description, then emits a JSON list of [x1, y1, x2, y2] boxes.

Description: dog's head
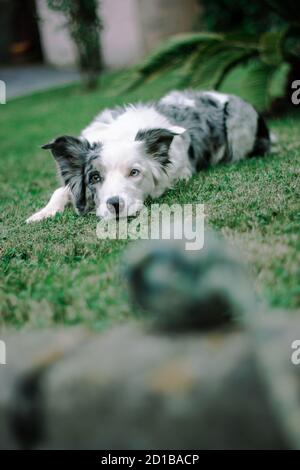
[[42, 127, 184, 219]]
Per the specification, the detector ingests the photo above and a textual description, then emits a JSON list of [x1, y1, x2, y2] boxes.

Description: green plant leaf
[[240, 59, 289, 111], [240, 60, 275, 110], [269, 62, 291, 98], [259, 30, 287, 65], [138, 33, 222, 77], [189, 42, 255, 89], [126, 26, 295, 110]]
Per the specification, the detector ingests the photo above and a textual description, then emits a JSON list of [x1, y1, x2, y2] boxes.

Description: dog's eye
[[129, 168, 140, 177], [89, 172, 101, 184]]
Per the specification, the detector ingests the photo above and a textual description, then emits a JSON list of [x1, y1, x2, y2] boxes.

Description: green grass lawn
[[0, 69, 299, 330]]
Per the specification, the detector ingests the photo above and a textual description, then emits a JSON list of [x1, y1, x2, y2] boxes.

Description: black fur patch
[[135, 128, 178, 168], [248, 114, 270, 157], [157, 93, 226, 172], [222, 101, 232, 163], [42, 135, 101, 214]]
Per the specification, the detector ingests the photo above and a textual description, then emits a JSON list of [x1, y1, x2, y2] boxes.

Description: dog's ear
[[135, 127, 185, 167], [42, 135, 94, 215]]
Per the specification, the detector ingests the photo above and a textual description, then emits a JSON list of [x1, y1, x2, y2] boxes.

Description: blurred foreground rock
[[1, 233, 299, 449], [125, 233, 255, 330], [1, 313, 300, 449]]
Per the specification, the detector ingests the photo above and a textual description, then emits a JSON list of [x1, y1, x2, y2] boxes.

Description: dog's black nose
[[106, 196, 124, 215]]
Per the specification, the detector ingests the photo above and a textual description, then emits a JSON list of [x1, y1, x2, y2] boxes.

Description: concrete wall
[[138, 0, 200, 53], [36, 0, 200, 69], [100, 0, 144, 68], [36, 0, 77, 68]]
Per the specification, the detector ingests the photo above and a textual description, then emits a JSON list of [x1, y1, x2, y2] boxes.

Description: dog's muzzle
[[106, 196, 125, 217]]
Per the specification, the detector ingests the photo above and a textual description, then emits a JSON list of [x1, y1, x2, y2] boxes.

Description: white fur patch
[[160, 91, 196, 108], [82, 105, 183, 144], [204, 91, 229, 105], [79, 104, 191, 219], [211, 145, 226, 165], [26, 186, 70, 223]]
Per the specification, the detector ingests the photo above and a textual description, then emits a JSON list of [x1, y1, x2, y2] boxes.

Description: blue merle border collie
[[26, 90, 270, 222]]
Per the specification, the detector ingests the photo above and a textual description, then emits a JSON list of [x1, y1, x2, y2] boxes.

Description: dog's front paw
[[26, 208, 57, 223]]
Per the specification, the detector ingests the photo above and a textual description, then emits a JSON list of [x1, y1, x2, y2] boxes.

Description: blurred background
[[0, 0, 199, 69], [0, 0, 299, 109], [0, 0, 200, 97]]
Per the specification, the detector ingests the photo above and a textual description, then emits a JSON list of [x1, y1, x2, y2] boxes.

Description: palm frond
[[127, 32, 259, 90], [138, 33, 222, 77], [126, 25, 298, 111], [240, 59, 290, 110], [189, 43, 255, 89], [269, 62, 291, 98], [259, 29, 287, 65]]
